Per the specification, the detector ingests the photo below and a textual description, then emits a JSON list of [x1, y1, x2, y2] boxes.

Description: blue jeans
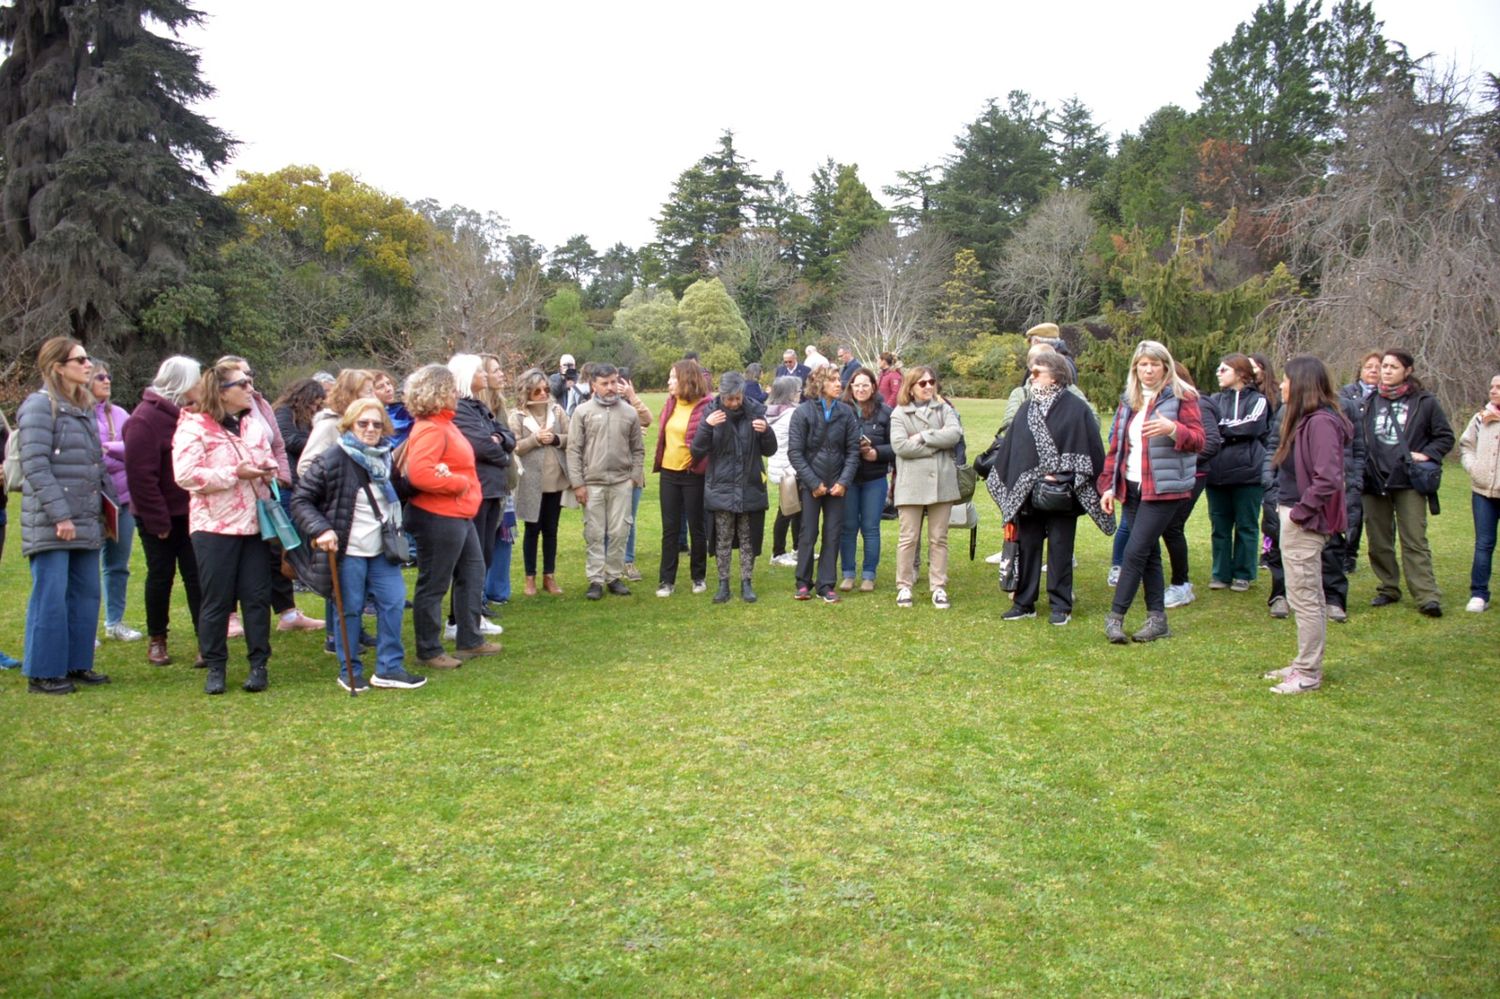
[[101, 506, 136, 627], [332, 553, 408, 681], [1111, 509, 1132, 567], [840, 477, 887, 580], [24, 548, 101, 679], [485, 506, 516, 603], [1473, 491, 1500, 601]]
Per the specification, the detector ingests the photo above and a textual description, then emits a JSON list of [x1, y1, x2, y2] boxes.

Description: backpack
[[4, 392, 62, 492]]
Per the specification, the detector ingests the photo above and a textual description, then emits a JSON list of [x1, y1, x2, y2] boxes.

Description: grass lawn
[[1, 394, 1496, 996]]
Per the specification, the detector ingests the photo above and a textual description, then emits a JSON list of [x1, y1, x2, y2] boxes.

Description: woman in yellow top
[[653, 360, 711, 596]]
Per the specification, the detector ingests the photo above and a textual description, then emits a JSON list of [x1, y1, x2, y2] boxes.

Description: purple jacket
[[1285, 406, 1352, 535], [95, 401, 132, 507]]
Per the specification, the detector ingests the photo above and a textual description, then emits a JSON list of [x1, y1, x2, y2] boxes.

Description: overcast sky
[[181, 0, 1498, 253]]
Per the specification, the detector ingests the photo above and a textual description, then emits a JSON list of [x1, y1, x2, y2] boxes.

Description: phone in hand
[[859, 435, 872, 447]]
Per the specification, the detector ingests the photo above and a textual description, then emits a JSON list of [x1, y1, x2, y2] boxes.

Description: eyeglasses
[[1029, 369, 1046, 377], [65, 355, 91, 366], [220, 378, 252, 391], [915, 378, 936, 388], [93, 373, 112, 381], [354, 419, 383, 430]]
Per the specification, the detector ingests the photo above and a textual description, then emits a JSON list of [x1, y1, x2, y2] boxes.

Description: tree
[[1094, 104, 1204, 233], [828, 223, 950, 368], [415, 207, 542, 369], [930, 248, 994, 352], [0, 0, 234, 365], [608, 286, 679, 383], [677, 277, 750, 373], [1050, 96, 1110, 189], [882, 166, 938, 232], [1319, 0, 1411, 129], [712, 230, 799, 363], [542, 286, 592, 360], [585, 242, 639, 310], [548, 234, 599, 286], [992, 190, 1101, 328], [654, 130, 771, 294]]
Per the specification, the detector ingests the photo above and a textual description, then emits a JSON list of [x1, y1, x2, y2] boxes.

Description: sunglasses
[[1029, 369, 1046, 377], [221, 378, 252, 391], [354, 419, 384, 430], [915, 378, 936, 388], [65, 355, 92, 366], [93, 373, 112, 381]]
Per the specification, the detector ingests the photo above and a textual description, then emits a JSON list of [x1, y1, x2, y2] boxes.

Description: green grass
[[1, 395, 1496, 996]]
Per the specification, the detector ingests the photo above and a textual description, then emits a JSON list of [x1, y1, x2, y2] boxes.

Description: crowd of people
[[3, 332, 1495, 698]]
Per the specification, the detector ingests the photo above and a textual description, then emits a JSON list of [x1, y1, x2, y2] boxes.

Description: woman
[[509, 368, 568, 597], [988, 352, 1113, 624], [742, 363, 767, 404], [298, 368, 375, 476], [447, 353, 513, 634], [372, 370, 413, 448], [890, 366, 964, 610], [0, 406, 17, 668], [1360, 348, 1455, 616], [401, 364, 500, 669], [691, 372, 777, 603], [1458, 373, 1500, 614], [789, 364, 861, 602], [292, 398, 425, 691], [124, 356, 205, 667], [172, 360, 279, 694], [653, 360, 711, 597], [271, 377, 326, 485], [1262, 356, 1353, 694], [839, 367, 893, 592], [1162, 365, 1220, 609], [1205, 353, 1270, 592], [764, 375, 803, 567], [1098, 340, 1206, 643], [90, 360, 142, 642], [1338, 351, 1382, 571], [17, 337, 115, 694], [475, 353, 518, 609]]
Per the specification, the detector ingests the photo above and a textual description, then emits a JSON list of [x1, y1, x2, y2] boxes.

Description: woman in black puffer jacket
[[691, 372, 777, 603], [1205, 353, 1270, 591], [787, 365, 860, 602]]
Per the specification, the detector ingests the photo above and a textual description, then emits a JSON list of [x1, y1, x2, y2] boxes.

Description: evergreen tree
[[929, 248, 995, 364], [654, 130, 770, 295], [0, 0, 235, 358], [1050, 96, 1111, 189], [1094, 104, 1204, 234], [676, 276, 750, 373], [548, 234, 599, 286], [882, 166, 938, 232], [1319, 0, 1411, 130], [542, 286, 592, 359], [585, 242, 638, 310]]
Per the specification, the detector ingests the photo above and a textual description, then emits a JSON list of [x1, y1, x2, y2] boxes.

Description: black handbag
[[363, 480, 411, 564], [972, 433, 1003, 479], [1029, 475, 1074, 513]]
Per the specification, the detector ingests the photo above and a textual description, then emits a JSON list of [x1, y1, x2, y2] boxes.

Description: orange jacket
[[405, 412, 481, 519]]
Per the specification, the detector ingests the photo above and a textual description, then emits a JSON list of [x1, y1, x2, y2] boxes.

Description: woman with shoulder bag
[[986, 352, 1112, 625], [765, 376, 803, 567], [17, 337, 116, 694], [890, 366, 964, 610], [292, 398, 425, 691]]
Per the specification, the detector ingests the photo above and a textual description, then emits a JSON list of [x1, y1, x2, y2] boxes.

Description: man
[[550, 354, 586, 415], [566, 364, 645, 600], [837, 346, 861, 386], [777, 349, 809, 385]]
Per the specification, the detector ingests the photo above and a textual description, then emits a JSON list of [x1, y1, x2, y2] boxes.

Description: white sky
[[180, 0, 1498, 253]]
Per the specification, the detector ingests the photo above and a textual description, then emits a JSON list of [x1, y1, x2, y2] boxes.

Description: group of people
[[4, 332, 1495, 699]]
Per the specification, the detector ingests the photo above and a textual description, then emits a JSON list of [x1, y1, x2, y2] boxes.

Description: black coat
[[1206, 387, 1269, 487], [691, 397, 777, 513], [848, 401, 895, 483], [291, 445, 383, 557], [452, 397, 516, 499], [1361, 388, 1454, 494], [787, 398, 860, 490]]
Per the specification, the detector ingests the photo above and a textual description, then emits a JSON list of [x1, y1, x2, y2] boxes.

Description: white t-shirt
[[1125, 391, 1156, 485], [347, 485, 387, 559]]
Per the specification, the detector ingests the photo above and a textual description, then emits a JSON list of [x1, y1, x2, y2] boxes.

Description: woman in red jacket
[[1263, 356, 1353, 694], [402, 364, 501, 670]]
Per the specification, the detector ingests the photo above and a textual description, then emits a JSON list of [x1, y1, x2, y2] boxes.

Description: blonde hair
[[896, 366, 939, 406], [326, 369, 376, 416], [37, 337, 91, 407], [405, 364, 457, 417], [338, 397, 393, 436], [1124, 340, 1196, 411]]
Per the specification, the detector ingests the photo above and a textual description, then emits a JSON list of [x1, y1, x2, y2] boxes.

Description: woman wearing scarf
[[509, 368, 570, 596], [292, 398, 425, 691], [986, 351, 1113, 625], [1360, 349, 1455, 616]]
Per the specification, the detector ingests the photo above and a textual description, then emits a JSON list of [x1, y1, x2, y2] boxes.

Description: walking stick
[[327, 548, 356, 698]]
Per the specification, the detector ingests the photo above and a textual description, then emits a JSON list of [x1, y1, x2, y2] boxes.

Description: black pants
[[1161, 478, 1207, 586], [658, 469, 706, 585], [773, 509, 801, 557], [473, 496, 502, 572], [1015, 510, 1078, 614], [797, 488, 845, 594], [408, 505, 484, 660], [1267, 519, 1350, 610], [191, 532, 272, 671], [139, 515, 202, 638], [522, 490, 563, 575], [1113, 484, 1186, 616], [1344, 499, 1364, 569]]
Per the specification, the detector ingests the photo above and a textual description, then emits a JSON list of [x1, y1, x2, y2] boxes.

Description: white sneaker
[[444, 622, 458, 641], [104, 622, 143, 642], [985, 550, 1004, 565], [896, 586, 913, 608], [478, 616, 503, 635], [691, 580, 708, 594], [931, 587, 950, 610], [1107, 565, 1121, 587], [1467, 596, 1488, 613], [656, 584, 674, 597], [1164, 582, 1195, 609]]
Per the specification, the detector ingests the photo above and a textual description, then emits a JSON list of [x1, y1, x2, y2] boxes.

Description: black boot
[[242, 664, 268, 693], [713, 579, 731, 604], [204, 664, 226, 695], [740, 579, 757, 603]]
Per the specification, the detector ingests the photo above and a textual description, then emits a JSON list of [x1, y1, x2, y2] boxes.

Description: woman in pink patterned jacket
[[172, 361, 280, 695]]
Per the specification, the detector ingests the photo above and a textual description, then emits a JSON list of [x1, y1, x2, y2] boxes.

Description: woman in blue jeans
[[839, 368, 893, 592], [90, 360, 144, 642]]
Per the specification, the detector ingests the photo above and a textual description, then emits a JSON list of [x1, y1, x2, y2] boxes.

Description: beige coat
[[566, 397, 644, 488], [1459, 410, 1500, 498], [510, 401, 570, 521], [890, 400, 964, 506]]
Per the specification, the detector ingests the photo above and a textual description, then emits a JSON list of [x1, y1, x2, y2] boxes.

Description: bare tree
[[1266, 65, 1500, 418], [828, 223, 951, 365], [710, 230, 798, 361], [0, 253, 69, 392], [415, 227, 543, 369], [991, 189, 1100, 327]]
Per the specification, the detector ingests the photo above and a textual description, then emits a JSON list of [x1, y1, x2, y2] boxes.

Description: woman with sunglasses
[[16, 338, 116, 694], [89, 360, 143, 643], [788, 364, 861, 602], [1204, 353, 1270, 593], [509, 368, 569, 596], [292, 398, 425, 691], [891, 367, 965, 609], [172, 361, 280, 694]]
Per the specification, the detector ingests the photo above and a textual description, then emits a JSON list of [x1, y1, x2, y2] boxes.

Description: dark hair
[[1032, 352, 1074, 389], [879, 351, 896, 367], [1273, 355, 1342, 466], [589, 362, 616, 383], [1249, 353, 1279, 409], [1220, 353, 1256, 388], [745, 362, 762, 381], [272, 377, 327, 429], [1381, 348, 1422, 390], [840, 366, 880, 418]]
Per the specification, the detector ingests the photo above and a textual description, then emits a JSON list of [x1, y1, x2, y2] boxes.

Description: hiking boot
[[1131, 612, 1171, 642], [1104, 613, 1128, 644], [28, 676, 75, 695], [713, 580, 731, 604], [418, 654, 462, 670], [1269, 596, 1290, 619], [607, 579, 632, 596], [586, 582, 604, 601], [453, 642, 502, 660], [147, 635, 172, 666], [740, 579, 757, 603]]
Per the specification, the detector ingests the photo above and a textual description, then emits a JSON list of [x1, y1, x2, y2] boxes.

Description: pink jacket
[[172, 409, 277, 536]]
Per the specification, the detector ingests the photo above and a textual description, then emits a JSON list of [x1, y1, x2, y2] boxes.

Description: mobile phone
[[859, 435, 872, 446]]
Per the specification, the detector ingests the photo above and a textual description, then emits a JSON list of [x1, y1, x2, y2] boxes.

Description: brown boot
[[542, 574, 563, 595], [523, 576, 537, 596], [147, 635, 172, 666]]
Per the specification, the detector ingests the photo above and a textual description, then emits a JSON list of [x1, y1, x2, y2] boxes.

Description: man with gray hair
[[837, 346, 861, 386]]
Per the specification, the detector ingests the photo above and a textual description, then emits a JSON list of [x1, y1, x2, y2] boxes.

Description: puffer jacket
[[1206, 387, 1269, 487], [1460, 407, 1500, 499], [652, 395, 710, 474], [690, 397, 777, 513], [123, 388, 192, 535], [1195, 394, 1223, 474], [890, 400, 965, 506], [18, 390, 113, 556], [1098, 386, 1206, 501], [766, 404, 796, 484], [95, 401, 132, 507], [849, 401, 895, 483], [788, 398, 860, 491], [291, 444, 391, 556], [173, 409, 277, 536], [453, 396, 515, 499]]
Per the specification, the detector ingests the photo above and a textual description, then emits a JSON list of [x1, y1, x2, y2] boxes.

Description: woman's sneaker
[[931, 587, 950, 610], [1107, 565, 1121, 587], [896, 587, 913, 608], [104, 622, 143, 641], [1163, 582, 1195, 608], [1466, 596, 1488, 613]]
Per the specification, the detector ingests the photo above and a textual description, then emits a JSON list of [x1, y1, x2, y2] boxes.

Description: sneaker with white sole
[[478, 616, 503, 635], [691, 580, 708, 595], [656, 583, 674, 597], [277, 608, 325, 631], [1107, 565, 1121, 587], [371, 668, 427, 689], [931, 587, 950, 610], [1049, 610, 1071, 626], [1269, 596, 1290, 619], [896, 586, 913, 608], [1467, 596, 1489, 613], [1163, 582, 1195, 609], [104, 622, 144, 642], [1001, 605, 1034, 621], [1263, 665, 1295, 680], [1270, 674, 1321, 694]]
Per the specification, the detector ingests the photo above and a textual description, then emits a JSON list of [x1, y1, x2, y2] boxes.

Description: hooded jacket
[[1280, 406, 1354, 535], [172, 409, 277, 536], [691, 397, 777, 513]]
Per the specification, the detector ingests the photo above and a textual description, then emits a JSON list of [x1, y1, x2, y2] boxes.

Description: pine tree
[[0, 0, 234, 357], [931, 248, 995, 350], [1050, 96, 1111, 189], [654, 130, 770, 295]]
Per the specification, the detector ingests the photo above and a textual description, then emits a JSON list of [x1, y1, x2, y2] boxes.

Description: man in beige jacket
[[566, 364, 645, 599]]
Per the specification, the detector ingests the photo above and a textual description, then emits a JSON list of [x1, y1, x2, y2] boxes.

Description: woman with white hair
[[447, 353, 514, 635], [124, 355, 206, 667], [1097, 340, 1207, 643]]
